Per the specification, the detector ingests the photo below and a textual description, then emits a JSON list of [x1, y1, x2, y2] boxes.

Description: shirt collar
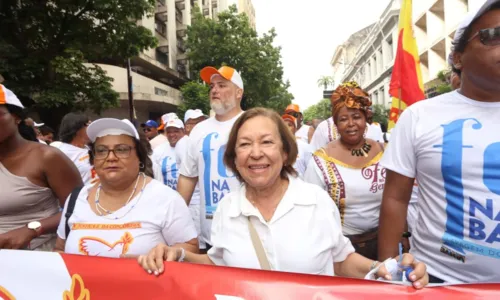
[[227, 174, 317, 219]]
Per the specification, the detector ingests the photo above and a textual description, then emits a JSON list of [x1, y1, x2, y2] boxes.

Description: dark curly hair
[[5, 104, 38, 142], [88, 126, 154, 178]]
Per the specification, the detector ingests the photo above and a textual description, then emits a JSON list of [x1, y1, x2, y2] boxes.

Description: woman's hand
[[138, 243, 181, 276], [375, 253, 428, 289], [0, 227, 37, 249]]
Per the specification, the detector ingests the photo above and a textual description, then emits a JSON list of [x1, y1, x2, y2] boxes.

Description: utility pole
[[127, 58, 134, 122]]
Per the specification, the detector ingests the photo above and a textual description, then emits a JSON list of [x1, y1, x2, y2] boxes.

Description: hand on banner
[[0, 226, 37, 249], [371, 253, 428, 289], [137, 243, 179, 276]]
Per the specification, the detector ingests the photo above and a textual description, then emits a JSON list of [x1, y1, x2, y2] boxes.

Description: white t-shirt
[[367, 123, 384, 142], [152, 136, 187, 190], [310, 117, 380, 151], [149, 134, 168, 150], [381, 91, 500, 283], [55, 143, 96, 185], [294, 139, 313, 177], [208, 175, 354, 275], [57, 180, 197, 258], [295, 124, 311, 143], [180, 113, 243, 245]]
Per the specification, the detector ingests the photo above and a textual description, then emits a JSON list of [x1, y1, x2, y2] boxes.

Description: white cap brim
[[87, 118, 139, 143], [184, 109, 206, 123], [166, 118, 184, 129]]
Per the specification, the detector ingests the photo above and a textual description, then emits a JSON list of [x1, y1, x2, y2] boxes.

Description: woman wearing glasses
[[54, 118, 198, 257]]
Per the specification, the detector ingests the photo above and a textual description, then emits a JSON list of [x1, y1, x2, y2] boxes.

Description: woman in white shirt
[[54, 118, 198, 257], [138, 108, 428, 289], [304, 82, 385, 260]]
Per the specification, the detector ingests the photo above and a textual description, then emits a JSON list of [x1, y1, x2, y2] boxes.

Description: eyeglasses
[[468, 26, 500, 46], [286, 111, 300, 118], [93, 145, 135, 160]]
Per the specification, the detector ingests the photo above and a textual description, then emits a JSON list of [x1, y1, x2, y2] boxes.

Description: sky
[[252, 0, 391, 110]]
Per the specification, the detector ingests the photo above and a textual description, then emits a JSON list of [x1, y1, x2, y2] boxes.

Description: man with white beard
[[176, 66, 244, 253]]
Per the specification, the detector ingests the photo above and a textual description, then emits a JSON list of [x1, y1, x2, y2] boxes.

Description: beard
[[210, 99, 236, 115]]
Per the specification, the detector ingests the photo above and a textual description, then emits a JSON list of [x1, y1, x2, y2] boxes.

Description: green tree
[[0, 0, 158, 128], [177, 81, 210, 120], [303, 98, 332, 122], [186, 5, 293, 112], [371, 104, 389, 129], [317, 76, 335, 90]]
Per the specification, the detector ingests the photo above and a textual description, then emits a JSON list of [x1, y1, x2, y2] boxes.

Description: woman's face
[[335, 106, 367, 145], [234, 116, 288, 189], [93, 135, 140, 184], [0, 106, 19, 143]]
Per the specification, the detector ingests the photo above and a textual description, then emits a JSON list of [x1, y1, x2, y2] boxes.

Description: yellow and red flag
[[388, 0, 425, 130]]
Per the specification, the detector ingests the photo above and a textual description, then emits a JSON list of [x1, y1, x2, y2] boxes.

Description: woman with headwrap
[[304, 82, 385, 260]]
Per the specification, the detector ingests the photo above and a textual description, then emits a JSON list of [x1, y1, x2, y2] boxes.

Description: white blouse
[[207, 175, 354, 276]]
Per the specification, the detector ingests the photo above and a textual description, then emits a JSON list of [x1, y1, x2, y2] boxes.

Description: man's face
[[185, 116, 207, 136], [209, 75, 242, 115], [459, 9, 500, 89], [285, 111, 302, 124], [143, 126, 158, 140], [42, 133, 54, 144], [166, 126, 184, 147]]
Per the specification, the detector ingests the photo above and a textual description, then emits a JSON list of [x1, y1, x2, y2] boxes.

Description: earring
[[139, 162, 145, 170]]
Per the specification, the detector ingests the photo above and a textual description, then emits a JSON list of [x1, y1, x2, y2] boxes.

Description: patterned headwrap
[[331, 81, 372, 117]]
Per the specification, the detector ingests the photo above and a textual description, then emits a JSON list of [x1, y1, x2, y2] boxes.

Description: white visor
[[87, 118, 139, 143]]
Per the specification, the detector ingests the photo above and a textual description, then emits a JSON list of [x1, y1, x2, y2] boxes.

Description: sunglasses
[[143, 128, 152, 132], [286, 111, 300, 118], [468, 26, 500, 46]]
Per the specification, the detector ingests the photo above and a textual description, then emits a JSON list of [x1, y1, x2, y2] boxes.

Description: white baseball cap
[[158, 112, 179, 130], [184, 109, 206, 123], [34, 122, 44, 127], [200, 66, 244, 90], [0, 84, 24, 108], [166, 118, 184, 129], [87, 118, 139, 142]]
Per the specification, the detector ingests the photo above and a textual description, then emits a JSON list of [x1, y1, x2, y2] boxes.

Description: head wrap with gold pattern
[[331, 81, 372, 118]]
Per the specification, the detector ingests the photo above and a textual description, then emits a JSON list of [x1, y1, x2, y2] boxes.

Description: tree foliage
[[185, 5, 293, 112], [317, 76, 335, 90], [372, 104, 389, 130], [177, 81, 211, 120], [303, 98, 332, 122], [0, 0, 158, 127]]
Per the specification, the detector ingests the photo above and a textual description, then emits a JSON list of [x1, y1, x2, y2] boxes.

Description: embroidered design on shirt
[[79, 232, 134, 256], [72, 222, 142, 230], [63, 274, 90, 300]]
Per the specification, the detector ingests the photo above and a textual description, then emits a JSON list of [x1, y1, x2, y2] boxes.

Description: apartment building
[[217, 0, 257, 29], [96, 0, 203, 121], [332, 0, 487, 108]]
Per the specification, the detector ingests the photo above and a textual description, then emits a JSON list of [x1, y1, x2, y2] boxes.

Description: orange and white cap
[[282, 114, 297, 128], [0, 84, 24, 108], [285, 104, 301, 113], [200, 66, 244, 90]]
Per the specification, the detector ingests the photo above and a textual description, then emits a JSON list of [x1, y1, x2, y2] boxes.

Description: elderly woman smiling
[[54, 118, 198, 257], [138, 108, 429, 288]]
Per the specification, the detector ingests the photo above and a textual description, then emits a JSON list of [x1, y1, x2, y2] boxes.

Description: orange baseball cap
[[0, 84, 24, 108], [282, 114, 297, 128], [285, 104, 301, 113], [200, 66, 244, 90]]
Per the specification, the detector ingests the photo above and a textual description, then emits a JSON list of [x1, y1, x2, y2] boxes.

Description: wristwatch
[[27, 221, 43, 237]]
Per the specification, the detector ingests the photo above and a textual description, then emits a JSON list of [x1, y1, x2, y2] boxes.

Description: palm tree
[[317, 76, 335, 90]]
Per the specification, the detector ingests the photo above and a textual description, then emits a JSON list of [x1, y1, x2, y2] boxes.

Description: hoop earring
[[139, 162, 145, 170]]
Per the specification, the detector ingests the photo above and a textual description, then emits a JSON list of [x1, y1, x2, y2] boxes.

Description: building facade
[[218, 0, 256, 29], [97, 0, 205, 122], [332, 0, 487, 108]]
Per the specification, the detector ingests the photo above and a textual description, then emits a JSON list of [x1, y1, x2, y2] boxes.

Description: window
[[155, 21, 167, 37], [155, 49, 169, 66], [155, 87, 168, 96]]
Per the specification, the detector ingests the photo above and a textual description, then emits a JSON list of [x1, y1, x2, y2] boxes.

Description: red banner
[[1, 250, 500, 299]]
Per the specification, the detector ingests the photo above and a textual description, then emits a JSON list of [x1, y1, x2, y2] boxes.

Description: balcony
[[203, 7, 210, 16], [156, 1, 168, 22], [177, 24, 187, 38], [177, 63, 187, 77], [177, 39, 186, 52], [175, 0, 185, 10], [212, 0, 217, 8]]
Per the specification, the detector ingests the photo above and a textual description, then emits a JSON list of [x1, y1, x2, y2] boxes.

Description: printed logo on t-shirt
[[201, 132, 235, 219], [161, 156, 179, 190], [79, 232, 134, 257], [361, 163, 386, 194], [436, 118, 500, 262]]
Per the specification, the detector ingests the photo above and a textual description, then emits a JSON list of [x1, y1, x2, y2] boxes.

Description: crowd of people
[[0, 0, 499, 289]]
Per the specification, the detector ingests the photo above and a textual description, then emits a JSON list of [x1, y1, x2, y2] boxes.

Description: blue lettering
[[486, 224, 500, 244], [161, 156, 171, 186], [469, 219, 486, 240], [434, 118, 480, 254], [217, 145, 235, 178], [483, 142, 500, 196], [202, 133, 218, 209], [470, 198, 493, 219]]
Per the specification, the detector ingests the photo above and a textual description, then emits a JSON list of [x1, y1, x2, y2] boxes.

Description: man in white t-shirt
[[284, 104, 311, 143], [379, 1, 500, 284], [282, 114, 313, 178], [177, 65, 244, 252], [149, 113, 179, 149], [152, 118, 187, 190]]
